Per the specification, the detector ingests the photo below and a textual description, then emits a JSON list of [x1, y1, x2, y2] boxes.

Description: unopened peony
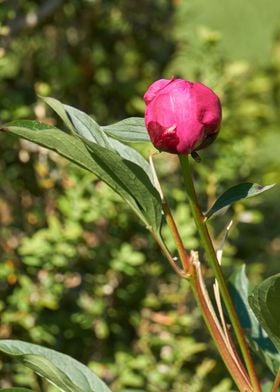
[[144, 78, 222, 154]]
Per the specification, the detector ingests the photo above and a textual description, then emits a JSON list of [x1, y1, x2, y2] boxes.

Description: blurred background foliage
[[0, 0, 279, 391]]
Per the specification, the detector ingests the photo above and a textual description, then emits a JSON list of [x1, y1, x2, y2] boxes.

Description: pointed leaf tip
[[206, 182, 275, 219]]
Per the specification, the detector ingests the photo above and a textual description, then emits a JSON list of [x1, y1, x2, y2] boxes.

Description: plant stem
[[272, 369, 280, 392], [151, 231, 186, 278], [161, 200, 192, 273], [179, 155, 261, 392], [190, 259, 252, 392]]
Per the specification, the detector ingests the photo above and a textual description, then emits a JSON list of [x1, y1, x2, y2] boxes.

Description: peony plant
[[0, 78, 279, 392]]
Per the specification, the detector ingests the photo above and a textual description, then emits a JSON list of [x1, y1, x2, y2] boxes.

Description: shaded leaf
[[101, 117, 149, 143], [229, 266, 280, 374], [249, 273, 280, 354], [0, 340, 111, 392], [1, 121, 161, 232], [206, 182, 275, 219]]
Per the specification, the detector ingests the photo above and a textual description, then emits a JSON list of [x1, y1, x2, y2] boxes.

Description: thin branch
[[149, 154, 192, 273]]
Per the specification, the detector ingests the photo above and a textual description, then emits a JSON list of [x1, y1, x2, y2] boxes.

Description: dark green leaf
[[0, 340, 111, 392], [229, 266, 280, 374], [101, 117, 149, 143], [249, 273, 280, 354], [83, 137, 161, 230], [206, 182, 275, 219], [1, 121, 161, 232]]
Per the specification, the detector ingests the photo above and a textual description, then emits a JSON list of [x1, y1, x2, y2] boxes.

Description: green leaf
[[43, 97, 153, 179], [64, 105, 112, 149], [229, 266, 280, 374], [108, 138, 154, 185], [206, 182, 275, 219], [249, 273, 280, 354], [0, 340, 112, 392], [101, 117, 149, 143], [1, 121, 161, 232], [83, 137, 161, 230], [41, 96, 75, 133]]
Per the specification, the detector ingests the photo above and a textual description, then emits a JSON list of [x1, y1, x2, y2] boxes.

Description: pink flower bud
[[144, 78, 222, 154]]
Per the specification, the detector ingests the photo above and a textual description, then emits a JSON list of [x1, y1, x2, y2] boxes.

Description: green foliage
[[4, 118, 162, 232], [0, 340, 112, 392], [249, 274, 280, 354], [0, 0, 279, 390], [229, 266, 280, 375], [205, 183, 275, 220]]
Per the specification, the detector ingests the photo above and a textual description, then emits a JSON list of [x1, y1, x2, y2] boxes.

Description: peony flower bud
[[144, 78, 222, 154]]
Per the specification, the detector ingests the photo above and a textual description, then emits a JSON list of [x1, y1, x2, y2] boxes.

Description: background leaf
[[1, 121, 162, 232], [229, 266, 280, 374], [101, 117, 149, 143], [0, 340, 112, 392], [249, 273, 280, 354], [206, 182, 275, 219], [0, 389, 33, 392]]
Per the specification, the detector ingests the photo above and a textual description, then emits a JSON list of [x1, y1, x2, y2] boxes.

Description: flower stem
[[190, 259, 252, 392], [161, 200, 192, 273], [272, 369, 280, 392], [179, 155, 261, 392]]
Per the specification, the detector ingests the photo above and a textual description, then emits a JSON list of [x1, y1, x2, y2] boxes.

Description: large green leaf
[[249, 273, 280, 354], [1, 121, 161, 232], [64, 105, 112, 149], [108, 138, 154, 185], [41, 96, 75, 133], [205, 182, 275, 219], [229, 266, 280, 374], [83, 137, 161, 229], [43, 98, 155, 189], [0, 340, 111, 392], [101, 117, 149, 143]]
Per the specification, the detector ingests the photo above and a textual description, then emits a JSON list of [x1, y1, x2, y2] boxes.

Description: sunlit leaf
[[101, 117, 149, 143], [43, 97, 154, 182], [0, 340, 112, 392], [1, 121, 162, 232], [41, 96, 75, 133], [64, 105, 112, 149]]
